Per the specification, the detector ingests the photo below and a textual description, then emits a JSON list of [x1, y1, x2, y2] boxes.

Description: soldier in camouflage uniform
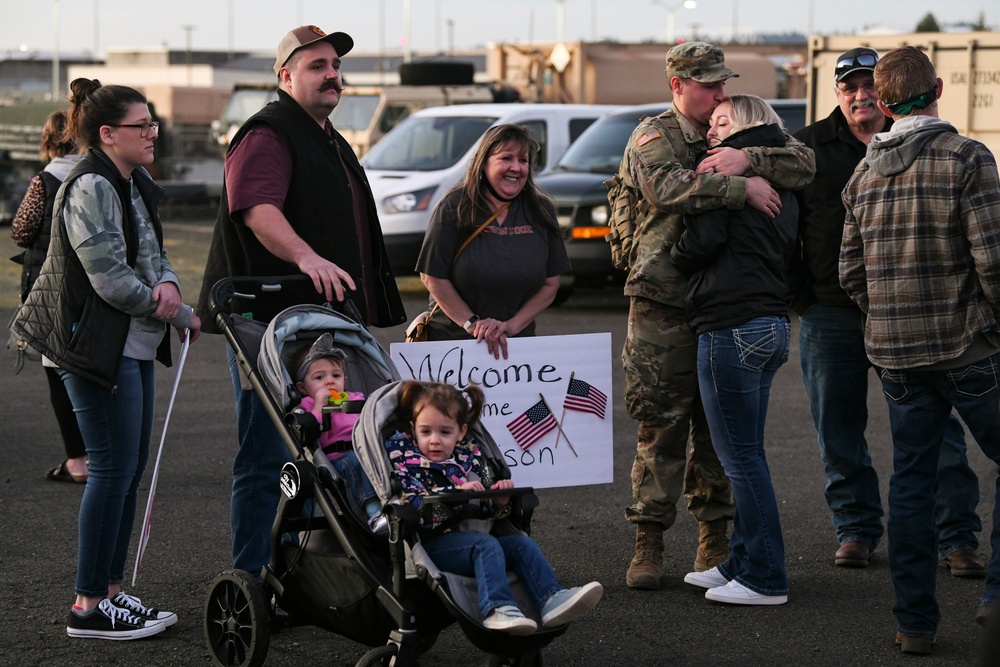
[[620, 42, 816, 589]]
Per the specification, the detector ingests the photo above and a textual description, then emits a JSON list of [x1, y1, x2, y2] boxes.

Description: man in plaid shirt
[[840, 46, 1000, 655]]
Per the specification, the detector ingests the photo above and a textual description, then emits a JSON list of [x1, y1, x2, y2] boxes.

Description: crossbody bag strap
[[427, 202, 511, 321], [452, 201, 510, 269]]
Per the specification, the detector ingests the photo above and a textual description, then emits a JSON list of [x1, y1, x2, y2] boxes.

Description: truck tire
[[398, 62, 474, 86]]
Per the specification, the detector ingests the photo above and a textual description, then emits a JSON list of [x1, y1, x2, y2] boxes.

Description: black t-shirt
[[415, 190, 570, 338]]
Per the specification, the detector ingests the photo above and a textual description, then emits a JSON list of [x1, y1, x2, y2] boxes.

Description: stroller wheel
[[204, 569, 272, 667], [355, 643, 398, 667]]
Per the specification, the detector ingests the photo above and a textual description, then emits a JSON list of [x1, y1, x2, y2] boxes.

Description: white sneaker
[[540, 582, 604, 627], [704, 579, 787, 606], [483, 605, 537, 635], [110, 591, 177, 627], [683, 566, 728, 589]]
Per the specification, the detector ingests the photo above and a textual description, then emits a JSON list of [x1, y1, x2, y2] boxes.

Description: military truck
[[806, 31, 1000, 156]]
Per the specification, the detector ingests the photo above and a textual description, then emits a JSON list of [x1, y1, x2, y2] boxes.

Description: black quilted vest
[[12, 148, 171, 389]]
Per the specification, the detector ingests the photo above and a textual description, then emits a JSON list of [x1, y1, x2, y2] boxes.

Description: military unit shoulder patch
[[636, 129, 662, 147]]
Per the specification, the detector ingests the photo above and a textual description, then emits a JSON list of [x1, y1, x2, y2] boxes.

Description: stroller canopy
[[257, 303, 400, 411]]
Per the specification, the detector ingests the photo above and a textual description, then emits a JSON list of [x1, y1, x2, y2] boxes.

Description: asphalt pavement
[[0, 223, 995, 666]]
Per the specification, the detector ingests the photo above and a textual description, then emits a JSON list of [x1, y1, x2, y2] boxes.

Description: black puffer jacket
[[670, 123, 799, 335], [12, 148, 171, 389]]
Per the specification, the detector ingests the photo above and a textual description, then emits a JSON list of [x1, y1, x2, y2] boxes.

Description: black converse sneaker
[[111, 592, 178, 627], [66, 598, 166, 640]]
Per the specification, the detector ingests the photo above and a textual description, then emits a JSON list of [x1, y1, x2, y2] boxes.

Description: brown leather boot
[[626, 523, 664, 590], [693, 519, 730, 572]]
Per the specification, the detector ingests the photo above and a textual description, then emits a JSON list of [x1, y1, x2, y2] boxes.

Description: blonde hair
[[724, 94, 784, 134]]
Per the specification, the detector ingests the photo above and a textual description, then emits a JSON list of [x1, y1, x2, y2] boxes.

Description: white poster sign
[[390, 333, 614, 489]]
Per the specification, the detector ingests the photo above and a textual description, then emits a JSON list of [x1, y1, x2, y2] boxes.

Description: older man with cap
[[197, 25, 405, 576], [619, 41, 815, 593], [788, 47, 984, 575]]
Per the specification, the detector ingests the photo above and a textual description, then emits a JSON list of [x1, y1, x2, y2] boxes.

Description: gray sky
[[0, 0, 992, 57]]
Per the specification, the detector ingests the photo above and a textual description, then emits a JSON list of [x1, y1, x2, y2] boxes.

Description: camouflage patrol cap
[[665, 42, 739, 83]]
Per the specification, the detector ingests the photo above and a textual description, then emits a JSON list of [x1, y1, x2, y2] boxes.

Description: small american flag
[[506, 399, 557, 450], [564, 377, 607, 419]]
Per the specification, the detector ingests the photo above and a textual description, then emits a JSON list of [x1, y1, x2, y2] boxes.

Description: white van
[[360, 103, 621, 275]]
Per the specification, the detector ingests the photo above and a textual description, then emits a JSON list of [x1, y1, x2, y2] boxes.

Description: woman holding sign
[[415, 124, 570, 359]]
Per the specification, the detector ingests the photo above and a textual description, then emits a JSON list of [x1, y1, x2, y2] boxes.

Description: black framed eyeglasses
[[110, 121, 160, 138]]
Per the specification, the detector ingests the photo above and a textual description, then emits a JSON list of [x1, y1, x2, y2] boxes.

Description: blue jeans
[[878, 354, 1000, 638], [61, 359, 154, 597], [228, 345, 291, 575], [698, 317, 790, 596], [422, 532, 561, 620], [799, 304, 981, 555], [331, 452, 377, 507]]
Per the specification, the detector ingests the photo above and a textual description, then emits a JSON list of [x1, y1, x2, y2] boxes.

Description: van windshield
[[330, 94, 380, 132], [362, 115, 498, 171], [552, 112, 652, 174], [222, 88, 278, 126]]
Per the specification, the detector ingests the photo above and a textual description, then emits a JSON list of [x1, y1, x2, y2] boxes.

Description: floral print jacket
[[384, 431, 510, 533]]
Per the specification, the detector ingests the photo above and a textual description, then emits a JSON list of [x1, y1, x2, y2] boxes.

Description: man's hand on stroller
[[298, 252, 357, 304]]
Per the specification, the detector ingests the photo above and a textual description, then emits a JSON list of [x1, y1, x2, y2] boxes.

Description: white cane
[[131, 332, 191, 587]]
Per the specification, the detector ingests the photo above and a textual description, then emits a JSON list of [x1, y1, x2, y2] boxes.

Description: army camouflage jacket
[[623, 107, 815, 307]]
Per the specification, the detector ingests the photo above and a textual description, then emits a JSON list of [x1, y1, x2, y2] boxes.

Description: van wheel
[[204, 570, 271, 667], [399, 62, 475, 86]]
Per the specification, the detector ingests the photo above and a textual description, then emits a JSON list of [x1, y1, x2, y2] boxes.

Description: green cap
[[665, 41, 739, 82]]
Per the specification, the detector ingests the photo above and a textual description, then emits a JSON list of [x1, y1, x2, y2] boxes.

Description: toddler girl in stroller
[[291, 332, 387, 535], [385, 380, 603, 635]]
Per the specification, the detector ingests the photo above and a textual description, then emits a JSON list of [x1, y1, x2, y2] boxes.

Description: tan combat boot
[[626, 523, 664, 590], [693, 519, 730, 572]]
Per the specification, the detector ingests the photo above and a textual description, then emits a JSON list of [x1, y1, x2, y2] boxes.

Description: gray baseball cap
[[665, 41, 739, 82]]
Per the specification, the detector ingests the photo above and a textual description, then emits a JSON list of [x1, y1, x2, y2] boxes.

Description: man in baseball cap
[[274, 25, 353, 76], [196, 22, 404, 577], [617, 39, 815, 594]]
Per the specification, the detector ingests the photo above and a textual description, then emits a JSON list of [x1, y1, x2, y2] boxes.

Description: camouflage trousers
[[622, 297, 733, 529]]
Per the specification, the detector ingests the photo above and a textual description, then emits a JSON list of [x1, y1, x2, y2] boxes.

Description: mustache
[[320, 81, 342, 93], [852, 99, 876, 111]]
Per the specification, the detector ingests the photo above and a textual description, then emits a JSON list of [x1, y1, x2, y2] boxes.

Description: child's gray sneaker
[[367, 512, 389, 537], [483, 605, 537, 635], [540, 582, 603, 627]]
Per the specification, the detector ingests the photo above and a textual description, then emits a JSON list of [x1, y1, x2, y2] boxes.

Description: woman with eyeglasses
[[13, 77, 200, 641]]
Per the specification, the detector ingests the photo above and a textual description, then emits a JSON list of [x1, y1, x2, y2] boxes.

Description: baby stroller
[[203, 276, 567, 667]]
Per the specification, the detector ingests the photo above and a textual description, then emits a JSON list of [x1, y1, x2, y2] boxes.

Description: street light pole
[[52, 0, 60, 100], [182, 24, 195, 86], [651, 0, 697, 45]]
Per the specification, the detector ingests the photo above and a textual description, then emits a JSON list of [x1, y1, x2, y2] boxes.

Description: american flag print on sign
[[564, 378, 608, 419], [506, 399, 558, 450]]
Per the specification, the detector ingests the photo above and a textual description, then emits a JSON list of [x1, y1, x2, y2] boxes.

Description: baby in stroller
[[385, 380, 603, 635], [291, 332, 387, 535]]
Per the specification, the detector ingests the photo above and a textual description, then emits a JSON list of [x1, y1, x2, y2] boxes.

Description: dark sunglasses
[[835, 52, 879, 79], [884, 86, 938, 115]]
